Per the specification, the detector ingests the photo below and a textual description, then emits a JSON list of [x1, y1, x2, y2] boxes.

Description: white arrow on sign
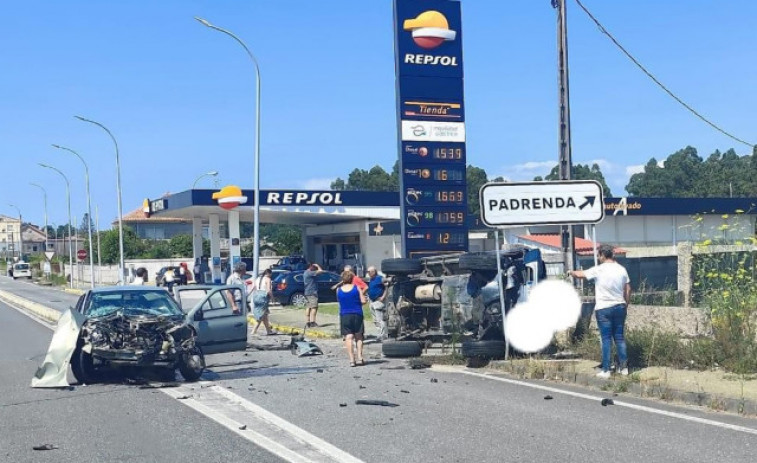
[[479, 180, 605, 227]]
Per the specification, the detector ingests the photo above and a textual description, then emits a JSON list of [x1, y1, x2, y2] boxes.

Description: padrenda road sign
[[479, 180, 605, 227]]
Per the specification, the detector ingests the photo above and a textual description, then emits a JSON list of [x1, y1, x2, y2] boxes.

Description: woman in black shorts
[[337, 270, 366, 367]]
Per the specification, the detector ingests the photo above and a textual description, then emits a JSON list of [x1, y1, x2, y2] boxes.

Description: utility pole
[[554, 0, 576, 274]]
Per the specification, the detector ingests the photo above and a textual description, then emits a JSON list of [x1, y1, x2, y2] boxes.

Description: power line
[[573, 0, 754, 148]]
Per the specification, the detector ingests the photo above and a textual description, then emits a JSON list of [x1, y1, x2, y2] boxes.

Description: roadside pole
[[554, 0, 576, 275], [494, 229, 509, 361]]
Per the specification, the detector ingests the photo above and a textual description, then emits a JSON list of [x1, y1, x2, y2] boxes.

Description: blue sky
[[1, 0, 755, 228]]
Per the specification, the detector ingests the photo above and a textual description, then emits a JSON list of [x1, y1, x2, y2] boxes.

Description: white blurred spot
[[504, 302, 555, 353], [528, 280, 582, 332]]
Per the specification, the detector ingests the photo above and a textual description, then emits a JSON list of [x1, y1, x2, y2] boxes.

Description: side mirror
[[194, 309, 204, 322]]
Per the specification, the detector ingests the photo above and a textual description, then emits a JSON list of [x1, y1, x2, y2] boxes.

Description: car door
[[173, 285, 248, 354], [316, 272, 340, 302]]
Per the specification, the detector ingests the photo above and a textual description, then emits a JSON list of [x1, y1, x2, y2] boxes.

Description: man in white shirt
[[130, 267, 148, 286], [569, 244, 631, 379]]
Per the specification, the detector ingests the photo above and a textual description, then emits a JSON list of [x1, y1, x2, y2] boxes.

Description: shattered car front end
[[80, 312, 194, 368]]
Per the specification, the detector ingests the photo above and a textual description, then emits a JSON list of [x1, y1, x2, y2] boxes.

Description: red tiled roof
[[117, 207, 191, 224], [518, 234, 625, 256]]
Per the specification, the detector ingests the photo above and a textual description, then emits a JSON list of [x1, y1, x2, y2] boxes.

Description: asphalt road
[[1, 276, 756, 462]]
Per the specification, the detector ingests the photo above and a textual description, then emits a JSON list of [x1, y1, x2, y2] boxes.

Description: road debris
[[32, 444, 59, 451], [544, 395, 553, 400], [238, 425, 247, 430], [601, 399, 614, 406], [400, 390, 410, 394], [356, 399, 399, 407], [430, 378, 438, 383], [176, 395, 192, 400], [339, 403, 347, 407]]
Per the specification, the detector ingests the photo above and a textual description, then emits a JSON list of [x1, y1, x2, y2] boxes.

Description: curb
[[0, 290, 62, 324], [63, 288, 85, 295], [488, 359, 757, 417], [246, 315, 339, 339]]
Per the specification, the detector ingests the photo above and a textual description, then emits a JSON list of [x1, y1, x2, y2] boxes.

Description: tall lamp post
[[192, 170, 219, 189], [39, 163, 74, 288], [75, 116, 125, 284], [29, 183, 49, 254], [95, 205, 102, 285], [196, 17, 262, 278], [8, 204, 23, 260], [53, 144, 95, 288]]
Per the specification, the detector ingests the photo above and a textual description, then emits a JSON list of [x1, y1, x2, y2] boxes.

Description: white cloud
[[625, 164, 645, 176], [297, 178, 334, 190], [511, 160, 555, 173], [587, 159, 615, 172]]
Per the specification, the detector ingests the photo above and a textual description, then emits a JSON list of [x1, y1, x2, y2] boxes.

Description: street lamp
[[39, 163, 74, 288], [192, 170, 219, 189], [95, 205, 102, 285], [75, 116, 125, 284], [195, 16, 262, 278], [53, 144, 95, 288], [8, 204, 23, 261], [29, 183, 48, 254]]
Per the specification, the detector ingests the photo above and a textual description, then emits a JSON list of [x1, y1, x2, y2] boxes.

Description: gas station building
[[142, 187, 757, 282]]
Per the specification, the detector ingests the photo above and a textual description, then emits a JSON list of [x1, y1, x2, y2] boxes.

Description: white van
[[12, 262, 32, 280]]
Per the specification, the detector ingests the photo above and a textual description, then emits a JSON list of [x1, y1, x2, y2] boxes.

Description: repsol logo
[[404, 54, 458, 66], [266, 192, 343, 206]]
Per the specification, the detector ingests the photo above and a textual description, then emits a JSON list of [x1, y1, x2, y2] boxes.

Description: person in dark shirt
[[366, 266, 387, 341], [337, 271, 366, 367], [303, 264, 325, 328]]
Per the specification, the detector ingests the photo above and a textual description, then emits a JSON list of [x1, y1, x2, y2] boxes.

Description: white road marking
[[439, 367, 757, 436], [164, 383, 365, 463], [0, 295, 57, 330], [2, 292, 366, 463]]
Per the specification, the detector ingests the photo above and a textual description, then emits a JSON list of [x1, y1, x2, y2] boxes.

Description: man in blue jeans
[[569, 244, 631, 379]]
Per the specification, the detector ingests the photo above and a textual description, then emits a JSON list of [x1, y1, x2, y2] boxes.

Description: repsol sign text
[[265, 192, 343, 206]]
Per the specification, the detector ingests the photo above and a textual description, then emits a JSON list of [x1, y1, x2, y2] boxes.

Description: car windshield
[[86, 290, 183, 318], [14, 264, 29, 270]]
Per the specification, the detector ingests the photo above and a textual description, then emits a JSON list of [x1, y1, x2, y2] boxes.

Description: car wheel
[[71, 347, 99, 385], [458, 252, 499, 273], [461, 340, 506, 359], [382, 340, 422, 358], [381, 258, 423, 276], [178, 346, 205, 382], [290, 292, 307, 308]]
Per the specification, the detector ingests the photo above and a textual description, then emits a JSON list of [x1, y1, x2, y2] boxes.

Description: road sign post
[[479, 180, 604, 227]]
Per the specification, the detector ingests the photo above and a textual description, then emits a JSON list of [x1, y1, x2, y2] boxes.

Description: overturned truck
[[380, 247, 545, 359]]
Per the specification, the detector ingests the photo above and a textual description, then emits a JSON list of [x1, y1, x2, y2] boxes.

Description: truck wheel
[[382, 340, 422, 358], [71, 347, 99, 385], [461, 340, 506, 359], [458, 252, 499, 272], [381, 258, 422, 276]]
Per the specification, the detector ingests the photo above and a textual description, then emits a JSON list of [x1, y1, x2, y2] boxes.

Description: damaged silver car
[[33, 285, 248, 387]]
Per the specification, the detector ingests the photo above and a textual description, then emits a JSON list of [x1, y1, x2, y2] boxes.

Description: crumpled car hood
[[31, 308, 84, 388]]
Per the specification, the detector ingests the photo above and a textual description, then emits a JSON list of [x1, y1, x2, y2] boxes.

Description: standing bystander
[[337, 271, 366, 367], [569, 244, 631, 378], [303, 264, 325, 327], [366, 266, 387, 341]]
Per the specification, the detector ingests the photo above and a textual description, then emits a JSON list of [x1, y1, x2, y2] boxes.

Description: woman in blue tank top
[[337, 271, 366, 367]]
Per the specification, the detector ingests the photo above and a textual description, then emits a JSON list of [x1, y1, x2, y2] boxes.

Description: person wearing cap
[[569, 244, 631, 379], [303, 263, 325, 327]]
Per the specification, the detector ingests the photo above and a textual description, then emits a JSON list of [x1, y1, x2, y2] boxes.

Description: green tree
[[626, 146, 754, 197], [79, 213, 95, 236], [143, 241, 172, 259], [169, 234, 194, 257], [466, 165, 489, 218], [99, 227, 145, 264], [331, 162, 399, 191], [246, 224, 303, 256], [534, 163, 613, 197]]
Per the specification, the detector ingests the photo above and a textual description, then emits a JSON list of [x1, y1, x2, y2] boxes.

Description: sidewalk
[[248, 304, 380, 339]]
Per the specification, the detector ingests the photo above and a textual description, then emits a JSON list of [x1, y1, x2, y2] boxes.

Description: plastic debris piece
[[355, 399, 399, 407]]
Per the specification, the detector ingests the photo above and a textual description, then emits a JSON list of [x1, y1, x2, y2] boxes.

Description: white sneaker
[[619, 368, 629, 376], [596, 371, 611, 379]]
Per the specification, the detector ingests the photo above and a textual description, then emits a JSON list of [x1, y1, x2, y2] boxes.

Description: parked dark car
[[272, 270, 341, 307], [270, 256, 308, 272]]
